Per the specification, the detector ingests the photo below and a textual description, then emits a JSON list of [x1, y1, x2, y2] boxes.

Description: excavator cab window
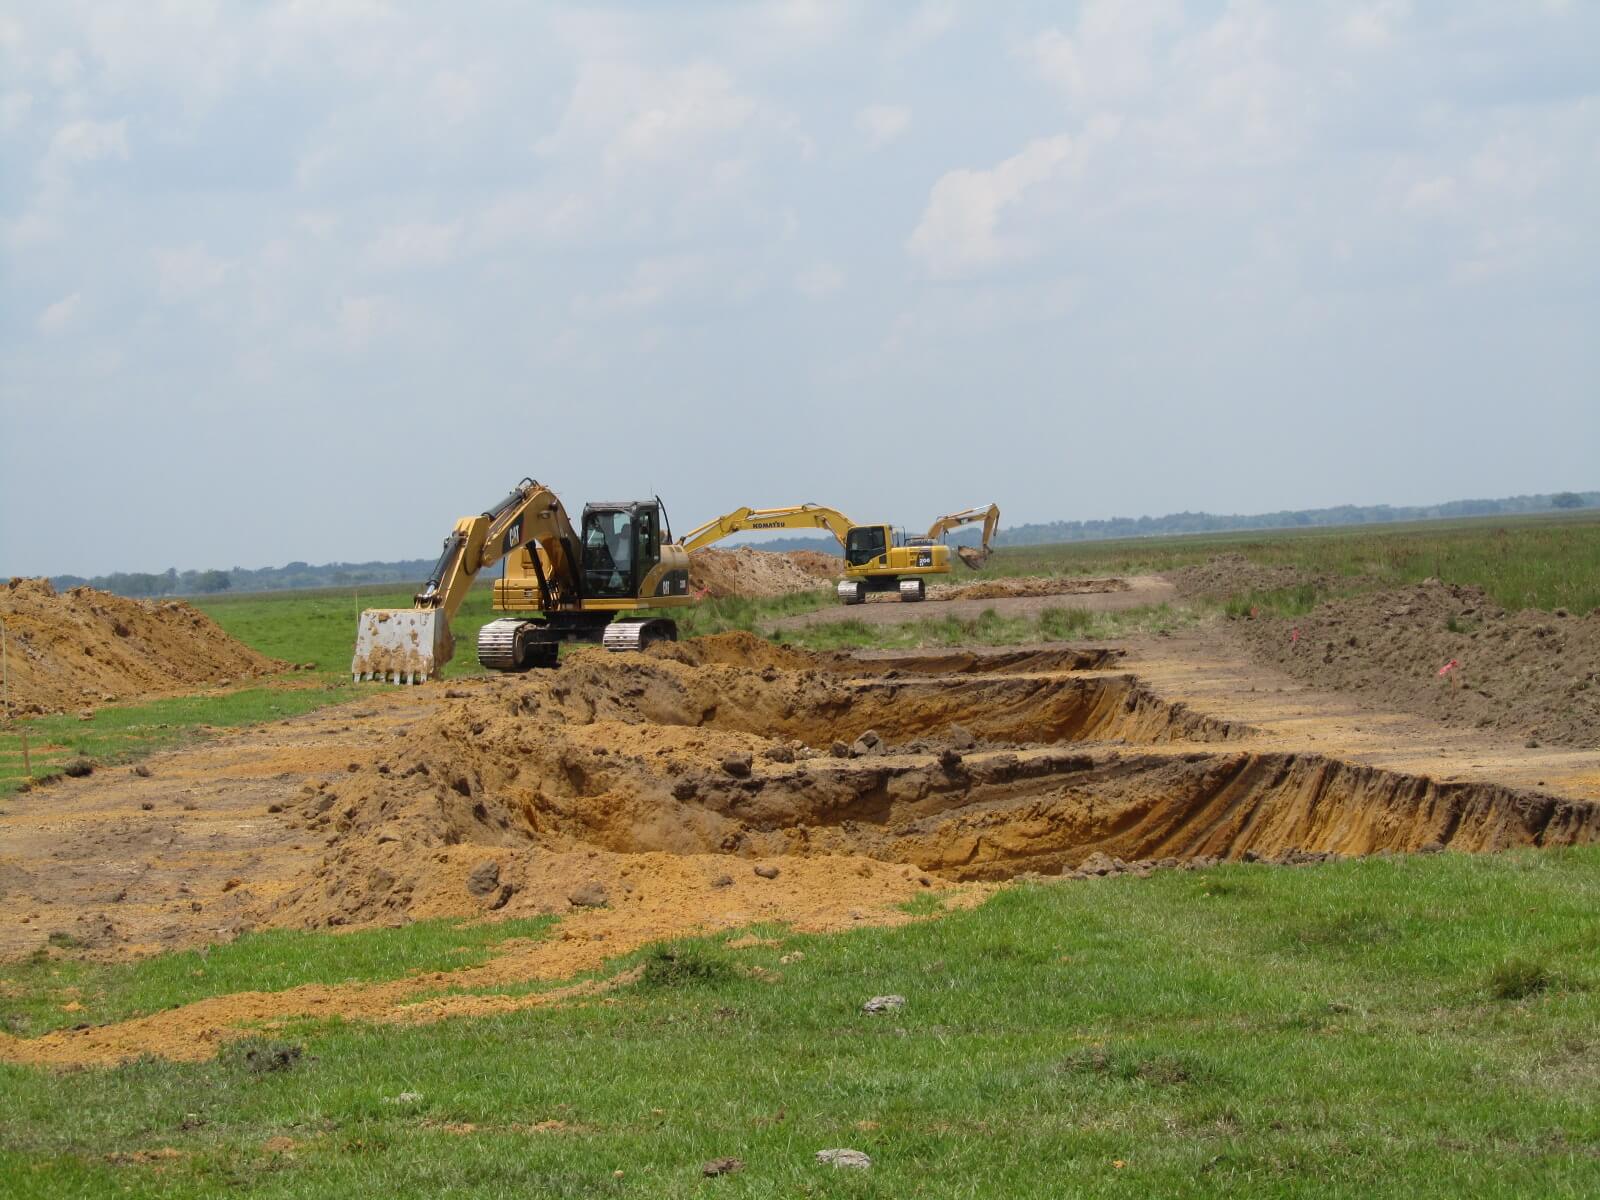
[[845, 525, 888, 567], [581, 508, 637, 598]]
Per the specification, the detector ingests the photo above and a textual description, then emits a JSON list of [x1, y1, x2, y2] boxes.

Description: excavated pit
[[267, 634, 1600, 926]]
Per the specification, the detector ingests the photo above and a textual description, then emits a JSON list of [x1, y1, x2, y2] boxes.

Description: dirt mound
[[1231, 581, 1600, 748], [649, 632, 1122, 676], [929, 577, 1131, 602], [0, 578, 283, 715], [648, 630, 818, 672], [1168, 553, 1322, 599], [688, 548, 838, 598]]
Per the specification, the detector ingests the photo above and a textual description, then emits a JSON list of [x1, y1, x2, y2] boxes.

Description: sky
[[1, 1, 1597, 577]]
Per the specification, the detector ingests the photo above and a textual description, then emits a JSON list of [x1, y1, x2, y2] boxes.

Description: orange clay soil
[[3, 629, 1599, 1066], [0, 577, 284, 715]]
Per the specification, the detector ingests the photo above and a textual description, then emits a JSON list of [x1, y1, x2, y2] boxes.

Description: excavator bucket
[[956, 546, 991, 570], [351, 609, 452, 684]]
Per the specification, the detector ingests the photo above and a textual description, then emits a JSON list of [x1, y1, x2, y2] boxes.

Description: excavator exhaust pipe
[[351, 609, 452, 684]]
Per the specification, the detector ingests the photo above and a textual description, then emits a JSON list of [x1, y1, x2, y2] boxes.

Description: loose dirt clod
[[687, 548, 838, 598], [0, 578, 282, 714]]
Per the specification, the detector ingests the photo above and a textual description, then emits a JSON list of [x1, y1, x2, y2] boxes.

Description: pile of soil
[[0, 578, 283, 715], [688, 548, 838, 598], [929, 577, 1131, 602], [1168, 553, 1323, 599], [1231, 580, 1600, 747]]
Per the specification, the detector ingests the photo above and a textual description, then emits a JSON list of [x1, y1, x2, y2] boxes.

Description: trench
[[353, 646, 1600, 886]]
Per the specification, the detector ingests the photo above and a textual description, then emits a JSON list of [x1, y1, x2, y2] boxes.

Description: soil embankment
[[0, 578, 283, 715]]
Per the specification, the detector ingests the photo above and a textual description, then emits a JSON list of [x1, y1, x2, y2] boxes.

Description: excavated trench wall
[[289, 640, 1600, 924]]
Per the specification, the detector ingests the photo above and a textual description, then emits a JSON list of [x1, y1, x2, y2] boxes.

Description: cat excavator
[[677, 500, 999, 604], [351, 478, 691, 683]]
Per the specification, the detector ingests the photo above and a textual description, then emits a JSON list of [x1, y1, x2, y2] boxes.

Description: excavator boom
[[677, 503, 857, 552], [924, 503, 1001, 569]]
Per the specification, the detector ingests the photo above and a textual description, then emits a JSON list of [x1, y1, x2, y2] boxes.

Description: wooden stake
[[19, 729, 28, 775]]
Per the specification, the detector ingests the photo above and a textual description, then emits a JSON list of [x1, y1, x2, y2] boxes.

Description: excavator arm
[[677, 504, 858, 552], [925, 503, 1001, 569], [353, 478, 582, 682]]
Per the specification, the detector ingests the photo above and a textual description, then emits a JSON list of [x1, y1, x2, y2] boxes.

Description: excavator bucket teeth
[[957, 546, 991, 570], [351, 609, 451, 684]]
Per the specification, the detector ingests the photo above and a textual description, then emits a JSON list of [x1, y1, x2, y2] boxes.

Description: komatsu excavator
[[918, 503, 1001, 570], [352, 478, 691, 682], [677, 501, 998, 604]]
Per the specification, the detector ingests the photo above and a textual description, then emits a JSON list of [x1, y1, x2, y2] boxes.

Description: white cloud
[[575, 254, 711, 315], [1340, 2, 1409, 50], [335, 294, 396, 351], [153, 244, 232, 299], [0, 90, 31, 131], [367, 221, 461, 270], [857, 104, 911, 148], [48, 119, 129, 166], [795, 262, 845, 298], [1021, 0, 1181, 109], [46, 48, 83, 87], [539, 60, 759, 173], [37, 292, 81, 332], [907, 134, 1081, 277]]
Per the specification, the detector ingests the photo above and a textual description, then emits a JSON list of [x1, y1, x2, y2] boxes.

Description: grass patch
[[971, 510, 1600, 613], [774, 602, 1203, 652], [0, 684, 358, 798], [0, 916, 555, 1037], [1488, 957, 1553, 1001], [4, 851, 1600, 1195]]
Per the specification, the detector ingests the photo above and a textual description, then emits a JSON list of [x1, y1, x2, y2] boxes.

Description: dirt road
[[765, 574, 1174, 632]]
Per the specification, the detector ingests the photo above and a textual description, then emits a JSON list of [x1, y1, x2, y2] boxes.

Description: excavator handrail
[[676, 503, 860, 552]]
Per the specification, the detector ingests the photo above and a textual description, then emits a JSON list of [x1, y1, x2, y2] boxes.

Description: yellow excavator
[[677, 501, 999, 604], [920, 503, 1001, 570], [352, 478, 691, 682]]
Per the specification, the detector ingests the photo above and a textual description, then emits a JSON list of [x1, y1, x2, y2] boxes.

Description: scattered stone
[[816, 1148, 872, 1169], [1077, 851, 1116, 876], [849, 730, 884, 757], [829, 740, 850, 758], [861, 994, 905, 1015], [466, 860, 501, 898], [384, 1091, 423, 1105], [710, 874, 734, 889], [937, 748, 963, 771], [568, 881, 609, 908], [62, 757, 94, 778], [779, 951, 805, 964], [267, 803, 284, 814], [1417, 840, 1446, 855], [140, 801, 154, 811], [721, 752, 753, 778], [753, 864, 780, 880], [946, 724, 977, 750], [701, 1157, 745, 1177], [132, 764, 152, 778], [762, 744, 796, 763]]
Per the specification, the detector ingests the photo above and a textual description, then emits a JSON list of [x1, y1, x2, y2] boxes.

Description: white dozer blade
[[351, 609, 452, 684]]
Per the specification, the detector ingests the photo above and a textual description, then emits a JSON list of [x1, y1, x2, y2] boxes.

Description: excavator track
[[837, 580, 865, 605], [602, 619, 678, 653], [476, 618, 526, 671], [899, 578, 926, 601]]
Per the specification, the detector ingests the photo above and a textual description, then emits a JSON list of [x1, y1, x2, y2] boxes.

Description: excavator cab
[[579, 501, 663, 599], [845, 524, 889, 567]]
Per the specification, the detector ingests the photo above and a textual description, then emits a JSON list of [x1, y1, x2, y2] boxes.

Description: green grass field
[[4, 850, 1599, 1197]]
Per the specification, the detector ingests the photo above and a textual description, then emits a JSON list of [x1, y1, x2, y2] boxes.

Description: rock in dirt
[[946, 724, 977, 750], [753, 864, 780, 880], [568, 881, 609, 908], [861, 994, 905, 1014], [829, 740, 851, 758], [762, 744, 796, 763], [711, 874, 734, 889], [721, 752, 753, 778], [701, 1157, 745, 1177], [850, 730, 884, 757], [816, 1148, 872, 1169], [63, 757, 94, 778], [466, 860, 501, 898]]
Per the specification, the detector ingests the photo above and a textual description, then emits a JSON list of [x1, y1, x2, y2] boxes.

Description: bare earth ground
[[765, 574, 1173, 630], [5, 601, 1599, 1067]]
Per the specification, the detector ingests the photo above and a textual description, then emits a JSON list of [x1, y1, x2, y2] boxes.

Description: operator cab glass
[[580, 502, 663, 598], [846, 525, 888, 567], [581, 508, 636, 598]]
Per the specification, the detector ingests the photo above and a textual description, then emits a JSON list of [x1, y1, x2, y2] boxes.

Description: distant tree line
[[43, 491, 1594, 598]]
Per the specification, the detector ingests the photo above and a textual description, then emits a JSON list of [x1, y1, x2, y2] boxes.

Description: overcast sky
[[2, 1, 1596, 577]]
